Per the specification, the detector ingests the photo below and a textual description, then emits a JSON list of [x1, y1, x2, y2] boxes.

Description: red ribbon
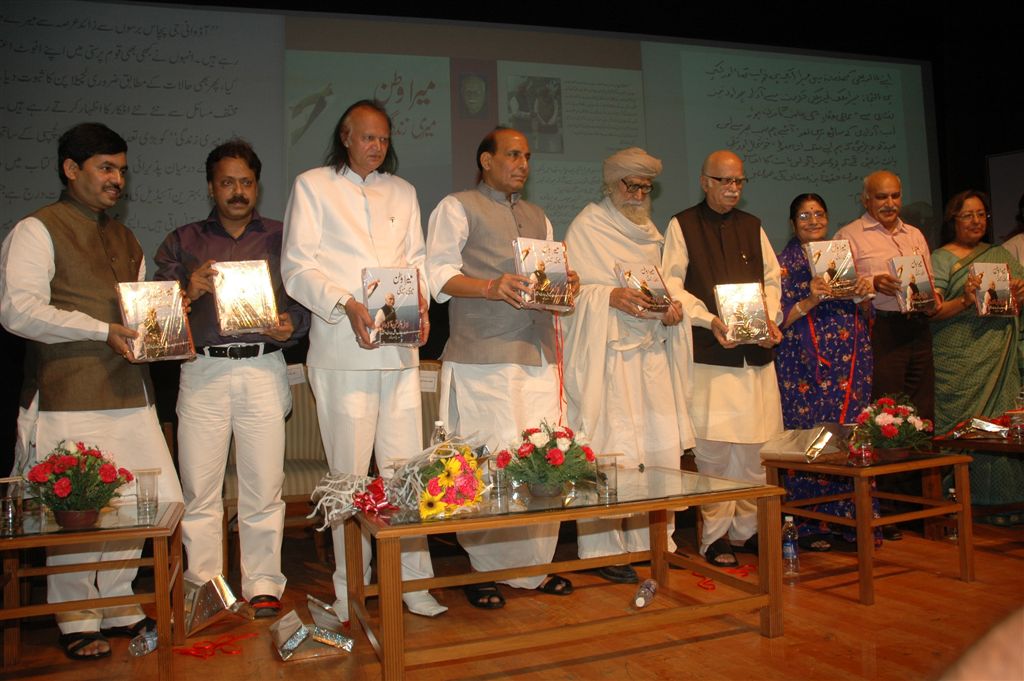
[[174, 633, 258, 659], [692, 564, 756, 590], [352, 477, 398, 516]]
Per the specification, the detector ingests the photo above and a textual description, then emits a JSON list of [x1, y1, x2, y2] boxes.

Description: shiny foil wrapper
[[117, 281, 195, 361], [306, 594, 339, 628], [948, 417, 1009, 439], [271, 609, 352, 661], [311, 626, 354, 651], [270, 611, 309, 661], [213, 260, 279, 336], [760, 424, 848, 463], [184, 575, 245, 636]]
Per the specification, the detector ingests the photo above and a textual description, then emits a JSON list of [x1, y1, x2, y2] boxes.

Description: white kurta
[[1, 217, 183, 633], [661, 215, 784, 550], [282, 166, 437, 615], [562, 199, 696, 557], [426, 192, 561, 590]]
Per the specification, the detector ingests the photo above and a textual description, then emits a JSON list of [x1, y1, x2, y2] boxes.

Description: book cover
[[714, 282, 770, 344], [613, 262, 672, 319], [512, 237, 574, 312], [362, 267, 423, 346], [117, 280, 195, 362], [213, 259, 279, 336], [969, 262, 1017, 316], [802, 239, 858, 298], [887, 255, 936, 314]]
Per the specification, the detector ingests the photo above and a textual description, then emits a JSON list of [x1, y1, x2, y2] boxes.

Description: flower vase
[[53, 509, 100, 530], [528, 482, 563, 498]]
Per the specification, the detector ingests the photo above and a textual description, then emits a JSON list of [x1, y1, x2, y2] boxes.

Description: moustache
[[227, 196, 249, 205], [103, 184, 121, 194]]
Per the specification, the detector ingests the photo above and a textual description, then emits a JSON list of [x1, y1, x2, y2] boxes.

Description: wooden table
[[345, 467, 785, 680], [761, 452, 974, 605], [1, 501, 185, 679]]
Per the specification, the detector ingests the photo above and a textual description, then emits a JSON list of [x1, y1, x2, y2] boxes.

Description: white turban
[[603, 147, 662, 187]]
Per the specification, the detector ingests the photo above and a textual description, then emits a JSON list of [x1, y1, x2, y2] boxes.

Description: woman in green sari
[[931, 189, 1024, 509]]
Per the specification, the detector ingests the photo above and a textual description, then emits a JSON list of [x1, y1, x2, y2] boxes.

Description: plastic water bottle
[[128, 629, 158, 656], [947, 488, 958, 542], [782, 515, 800, 582], [633, 578, 658, 608], [429, 420, 448, 446]]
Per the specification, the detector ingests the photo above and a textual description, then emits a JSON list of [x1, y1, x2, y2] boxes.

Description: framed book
[[117, 280, 195, 362], [887, 255, 937, 314], [969, 262, 1017, 316], [714, 282, 770, 344], [512, 237, 574, 312], [361, 267, 424, 347], [613, 262, 672, 319], [803, 239, 858, 298], [213, 259, 279, 336]]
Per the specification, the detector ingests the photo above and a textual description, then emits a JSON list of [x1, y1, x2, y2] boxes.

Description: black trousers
[[870, 312, 935, 421]]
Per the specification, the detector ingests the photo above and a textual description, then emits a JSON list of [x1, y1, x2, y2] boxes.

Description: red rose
[[923, 419, 934, 432], [545, 448, 565, 466], [496, 450, 511, 469], [880, 424, 899, 438], [119, 468, 134, 483], [99, 463, 118, 483], [517, 442, 534, 458], [522, 427, 541, 438], [876, 397, 895, 407], [27, 462, 53, 483], [54, 477, 72, 498], [85, 449, 102, 458], [561, 426, 574, 439], [896, 406, 911, 417], [75, 441, 87, 453], [582, 446, 595, 462], [883, 407, 896, 415], [856, 410, 870, 425]]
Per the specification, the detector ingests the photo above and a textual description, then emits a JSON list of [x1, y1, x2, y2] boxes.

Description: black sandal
[[464, 582, 505, 609], [538, 575, 573, 596], [596, 565, 640, 584], [58, 631, 111, 660], [704, 537, 738, 568], [101, 616, 155, 638]]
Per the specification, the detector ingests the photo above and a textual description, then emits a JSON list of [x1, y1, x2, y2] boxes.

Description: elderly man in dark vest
[[426, 127, 578, 609], [662, 150, 784, 569], [0, 123, 183, 660]]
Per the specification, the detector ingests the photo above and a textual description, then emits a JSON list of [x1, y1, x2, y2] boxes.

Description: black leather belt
[[197, 344, 279, 359]]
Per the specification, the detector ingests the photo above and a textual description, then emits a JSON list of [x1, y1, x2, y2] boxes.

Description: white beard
[[615, 198, 651, 225]]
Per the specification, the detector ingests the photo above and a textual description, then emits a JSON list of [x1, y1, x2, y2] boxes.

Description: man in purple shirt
[[155, 139, 309, 616]]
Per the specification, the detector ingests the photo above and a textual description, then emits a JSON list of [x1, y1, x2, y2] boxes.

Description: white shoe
[[402, 590, 447, 617], [332, 598, 349, 624]]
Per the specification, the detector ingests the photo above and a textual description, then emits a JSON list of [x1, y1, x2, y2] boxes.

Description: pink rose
[[427, 477, 442, 496], [443, 487, 457, 504], [582, 446, 595, 462], [545, 448, 565, 466], [99, 463, 118, 483], [496, 450, 511, 469], [456, 473, 478, 498], [517, 442, 535, 458], [880, 424, 899, 438], [54, 477, 72, 498]]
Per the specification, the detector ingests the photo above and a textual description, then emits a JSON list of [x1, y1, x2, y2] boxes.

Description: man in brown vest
[[0, 122, 183, 659], [661, 150, 784, 569], [425, 127, 578, 609]]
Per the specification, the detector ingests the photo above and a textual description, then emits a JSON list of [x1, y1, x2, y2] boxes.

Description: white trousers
[[693, 438, 766, 553], [307, 366, 435, 611], [441, 361, 561, 589], [23, 399, 183, 634], [577, 515, 676, 559], [177, 350, 290, 599]]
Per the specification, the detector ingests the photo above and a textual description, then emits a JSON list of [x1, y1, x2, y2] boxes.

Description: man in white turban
[[562, 147, 695, 583]]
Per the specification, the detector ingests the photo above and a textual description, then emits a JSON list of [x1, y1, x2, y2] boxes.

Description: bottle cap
[[784, 515, 794, 522]]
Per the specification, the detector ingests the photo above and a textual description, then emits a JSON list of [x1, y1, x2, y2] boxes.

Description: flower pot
[[53, 509, 99, 530], [528, 482, 563, 498]]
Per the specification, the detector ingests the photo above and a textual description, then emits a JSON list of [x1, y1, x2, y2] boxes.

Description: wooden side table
[[761, 453, 974, 605], [1, 501, 185, 679]]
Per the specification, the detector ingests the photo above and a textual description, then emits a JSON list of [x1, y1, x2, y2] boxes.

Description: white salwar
[[562, 199, 695, 558], [662, 216, 784, 553]]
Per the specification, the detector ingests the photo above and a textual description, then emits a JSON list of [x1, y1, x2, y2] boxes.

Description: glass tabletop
[[383, 466, 762, 526], [1, 501, 174, 539]]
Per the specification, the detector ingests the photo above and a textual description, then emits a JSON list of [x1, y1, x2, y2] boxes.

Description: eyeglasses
[[796, 211, 827, 221], [621, 179, 654, 195], [955, 210, 988, 222], [704, 175, 748, 188]]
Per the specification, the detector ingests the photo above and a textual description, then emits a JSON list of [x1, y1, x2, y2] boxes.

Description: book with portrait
[[362, 267, 423, 347], [512, 237, 574, 312], [613, 262, 672, 319], [969, 262, 1017, 316], [714, 282, 770, 344], [213, 259, 279, 336], [887, 255, 937, 314], [802, 239, 858, 299], [117, 280, 195, 362]]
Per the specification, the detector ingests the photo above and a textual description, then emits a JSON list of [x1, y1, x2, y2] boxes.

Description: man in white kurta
[[562, 148, 695, 583], [426, 127, 576, 605], [662, 150, 784, 567], [0, 123, 182, 659], [281, 101, 444, 619]]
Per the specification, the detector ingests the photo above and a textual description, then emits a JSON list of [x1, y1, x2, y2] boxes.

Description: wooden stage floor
[[5, 519, 1023, 681]]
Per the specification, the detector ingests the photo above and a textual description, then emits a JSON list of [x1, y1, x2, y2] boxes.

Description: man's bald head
[[862, 170, 902, 231], [700, 150, 746, 214]]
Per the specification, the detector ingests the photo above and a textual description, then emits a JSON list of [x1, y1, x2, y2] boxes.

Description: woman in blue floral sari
[[775, 193, 878, 549]]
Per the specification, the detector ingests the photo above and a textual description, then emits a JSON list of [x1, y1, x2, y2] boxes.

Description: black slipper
[[798, 534, 832, 552], [464, 582, 505, 609], [596, 565, 640, 584], [101, 615, 155, 638], [740, 534, 759, 553], [538, 575, 573, 596], [58, 631, 111, 661], [249, 595, 283, 618], [704, 537, 738, 567]]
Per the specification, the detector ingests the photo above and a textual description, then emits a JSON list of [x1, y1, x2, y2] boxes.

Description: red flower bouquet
[[494, 421, 594, 488], [27, 440, 134, 511]]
